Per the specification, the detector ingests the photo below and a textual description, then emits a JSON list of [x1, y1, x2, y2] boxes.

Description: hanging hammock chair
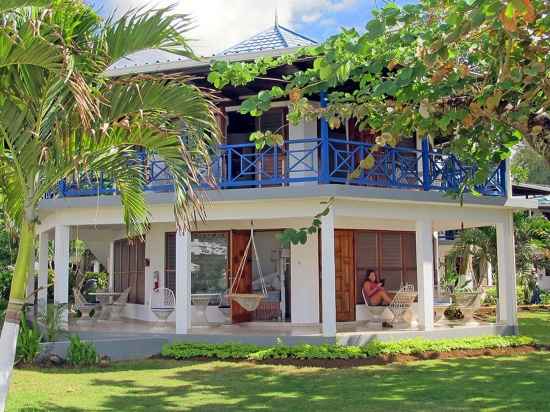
[[227, 225, 267, 312]]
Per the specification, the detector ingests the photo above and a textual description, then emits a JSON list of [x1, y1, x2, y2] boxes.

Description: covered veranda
[[34, 185, 526, 341]]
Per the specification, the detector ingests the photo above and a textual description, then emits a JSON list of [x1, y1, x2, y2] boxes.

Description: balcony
[[48, 137, 506, 198]]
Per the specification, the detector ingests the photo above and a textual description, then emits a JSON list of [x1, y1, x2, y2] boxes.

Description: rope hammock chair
[[227, 225, 267, 312]]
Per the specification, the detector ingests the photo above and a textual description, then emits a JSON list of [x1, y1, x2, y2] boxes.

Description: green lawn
[[7, 311, 550, 412]]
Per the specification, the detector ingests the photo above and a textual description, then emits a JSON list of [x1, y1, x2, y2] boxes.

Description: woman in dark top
[[363, 270, 392, 306]]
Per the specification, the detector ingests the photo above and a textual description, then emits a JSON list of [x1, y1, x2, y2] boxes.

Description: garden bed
[[160, 336, 538, 368]]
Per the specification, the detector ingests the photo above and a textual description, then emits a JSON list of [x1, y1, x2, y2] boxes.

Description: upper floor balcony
[[48, 135, 507, 199]]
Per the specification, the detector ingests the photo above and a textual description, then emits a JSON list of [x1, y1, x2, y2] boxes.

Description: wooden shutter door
[[380, 232, 403, 291], [402, 233, 417, 288], [335, 230, 355, 321], [230, 230, 252, 323]]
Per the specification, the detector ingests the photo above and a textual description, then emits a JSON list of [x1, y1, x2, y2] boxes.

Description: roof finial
[[274, 8, 279, 27]]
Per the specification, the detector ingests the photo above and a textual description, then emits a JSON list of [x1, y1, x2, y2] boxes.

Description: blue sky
[[86, 0, 415, 55]]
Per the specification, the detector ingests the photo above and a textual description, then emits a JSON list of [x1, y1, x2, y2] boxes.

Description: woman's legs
[[370, 290, 392, 306]]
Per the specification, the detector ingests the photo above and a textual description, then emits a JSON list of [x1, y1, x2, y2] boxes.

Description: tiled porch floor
[[68, 317, 493, 339]]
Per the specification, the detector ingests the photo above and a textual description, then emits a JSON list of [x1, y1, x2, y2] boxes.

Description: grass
[[6, 310, 550, 412]]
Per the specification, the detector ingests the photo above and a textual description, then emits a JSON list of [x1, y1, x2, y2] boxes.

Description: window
[[165, 232, 229, 294]]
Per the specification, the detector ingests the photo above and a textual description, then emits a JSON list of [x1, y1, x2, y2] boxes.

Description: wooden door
[[230, 230, 252, 323], [335, 230, 356, 321]]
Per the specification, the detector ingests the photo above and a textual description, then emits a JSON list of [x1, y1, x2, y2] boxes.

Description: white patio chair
[[361, 289, 388, 326], [109, 287, 131, 320], [73, 288, 97, 320], [388, 284, 417, 327], [150, 288, 176, 321]]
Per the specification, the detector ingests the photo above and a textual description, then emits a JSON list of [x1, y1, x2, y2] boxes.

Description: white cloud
[[97, 0, 358, 55]]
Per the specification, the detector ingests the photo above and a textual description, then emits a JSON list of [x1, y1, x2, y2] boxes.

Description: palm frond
[[0, 28, 64, 71], [101, 6, 196, 66], [0, 0, 50, 13]]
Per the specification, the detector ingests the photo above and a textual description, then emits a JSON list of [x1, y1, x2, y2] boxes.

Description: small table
[[191, 293, 221, 324], [88, 292, 122, 320]]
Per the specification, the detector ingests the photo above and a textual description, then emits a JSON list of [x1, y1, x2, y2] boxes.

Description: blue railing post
[[319, 91, 330, 184], [421, 137, 432, 191], [58, 179, 66, 198]]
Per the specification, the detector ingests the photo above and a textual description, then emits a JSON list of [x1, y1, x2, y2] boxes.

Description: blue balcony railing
[[47, 137, 506, 199]]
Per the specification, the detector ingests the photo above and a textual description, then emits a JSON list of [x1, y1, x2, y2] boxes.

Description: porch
[[37, 317, 511, 361], [35, 192, 520, 343]]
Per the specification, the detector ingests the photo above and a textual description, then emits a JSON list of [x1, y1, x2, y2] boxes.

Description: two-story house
[[34, 22, 535, 344]]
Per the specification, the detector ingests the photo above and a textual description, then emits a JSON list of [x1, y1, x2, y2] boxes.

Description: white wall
[[290, 232, 320, 324], [288, 118, 319, 183]]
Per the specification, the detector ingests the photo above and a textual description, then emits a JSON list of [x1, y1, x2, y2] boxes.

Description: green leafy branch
[[277, 197, 334, 247]]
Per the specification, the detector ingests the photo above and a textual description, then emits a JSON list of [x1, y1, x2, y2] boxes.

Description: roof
[[512, 183, 550, 197], [107, 48, 191, 72], [105, 23, 316, 76], [219, 23, 317, 55]]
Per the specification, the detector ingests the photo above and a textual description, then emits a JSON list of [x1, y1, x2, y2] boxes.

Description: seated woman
[[363, 270, 392, 306]]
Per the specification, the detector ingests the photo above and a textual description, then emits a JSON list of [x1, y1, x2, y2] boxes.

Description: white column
[[37, 232, 49, 315], [54, 225, 70, 327], [290, 232, 320, 324], [108, 241, 115, 291], [93, 260, 100, 273], [321, 207, 336, 337], [496, 212, 517, 330], [415, 219, 434, 330], [175, 230, 191, 334]]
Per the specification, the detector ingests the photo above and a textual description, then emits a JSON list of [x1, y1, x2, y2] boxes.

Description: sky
[[86, 0, 415, 55]]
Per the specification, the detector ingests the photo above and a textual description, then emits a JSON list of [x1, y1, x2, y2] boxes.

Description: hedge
[[161, 335, 535, 361]]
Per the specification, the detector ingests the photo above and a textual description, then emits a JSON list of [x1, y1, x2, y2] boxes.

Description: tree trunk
[[0, 219, 35, 412]]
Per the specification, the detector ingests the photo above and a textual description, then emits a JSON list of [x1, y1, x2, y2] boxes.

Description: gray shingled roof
[[219, 23, 317, 55], [106, 23, 317, 75], [108, 48, 191, 72]]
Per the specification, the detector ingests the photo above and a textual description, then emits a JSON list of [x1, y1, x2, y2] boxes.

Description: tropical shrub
[[67, 335, 98, 367], [162, 336, 535, 361], [16, 315, 42, 364], [38, 304, 66, 342], [482, 287, 498, 306]]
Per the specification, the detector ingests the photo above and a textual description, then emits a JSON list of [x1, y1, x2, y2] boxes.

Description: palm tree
[[0, 1, 219, 408], [447, 213, 550, 297]]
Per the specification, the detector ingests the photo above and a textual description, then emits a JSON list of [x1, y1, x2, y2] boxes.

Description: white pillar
[[54, 225, 70, 327], [37, 232, 49, 315], [496, 212, 517, 330], [416, 219, 434, 330], [321, 207, 336, 337], [175, 230, 191, 334], [290, 232, 320, 324], [108, 241, 115, 291], [93, 260, 100, 273]]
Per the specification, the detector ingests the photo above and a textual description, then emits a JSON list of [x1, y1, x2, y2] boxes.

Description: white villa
[[33, 22, 536, 345]]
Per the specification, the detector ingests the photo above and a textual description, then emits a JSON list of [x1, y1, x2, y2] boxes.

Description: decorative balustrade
[[47, 137, 506, 198]]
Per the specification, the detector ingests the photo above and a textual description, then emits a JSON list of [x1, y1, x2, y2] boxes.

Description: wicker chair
[[452, 290, 482, 323], [150, 288, 176, 321], [109, 287, 131, 320], [388, 284, 417, 327]]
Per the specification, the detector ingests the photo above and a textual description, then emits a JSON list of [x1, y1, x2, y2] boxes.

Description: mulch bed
[[160, 345, 544, 369]]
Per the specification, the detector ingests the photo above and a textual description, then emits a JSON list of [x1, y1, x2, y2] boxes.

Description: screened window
[[165, 232, 229, 294]]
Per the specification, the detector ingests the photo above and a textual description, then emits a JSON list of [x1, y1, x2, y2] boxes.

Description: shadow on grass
[[17, 353, 550, 412]]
